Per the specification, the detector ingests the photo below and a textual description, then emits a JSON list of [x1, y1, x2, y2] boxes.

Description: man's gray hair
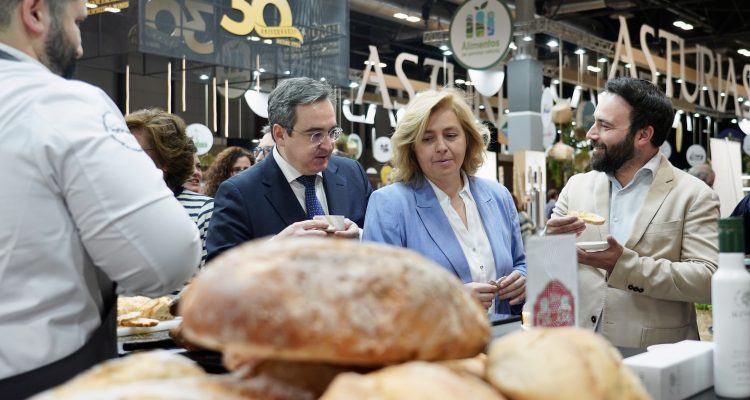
[[267, 77, 334, 135], [0, 0, 68, 29]]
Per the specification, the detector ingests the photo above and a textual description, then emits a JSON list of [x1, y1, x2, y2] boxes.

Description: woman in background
[[203, 147, 254, 197], [126, 109, 214, 266], [363, 89, 526, 314]]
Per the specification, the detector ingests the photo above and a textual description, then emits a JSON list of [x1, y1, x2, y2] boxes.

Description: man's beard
[[590, 133, 635, 173], [44, 20, 78, 79]]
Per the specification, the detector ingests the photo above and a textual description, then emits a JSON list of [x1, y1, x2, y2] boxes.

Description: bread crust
[[486, 328, 651, 400], [180, 238, 490, 365]]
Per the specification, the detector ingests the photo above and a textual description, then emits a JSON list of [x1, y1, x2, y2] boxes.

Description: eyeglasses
[[252, 145, 273, 157], [288, 126, 343, 144]]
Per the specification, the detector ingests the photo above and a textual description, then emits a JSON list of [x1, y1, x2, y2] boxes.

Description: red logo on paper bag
[[533, 280, 575, 327]]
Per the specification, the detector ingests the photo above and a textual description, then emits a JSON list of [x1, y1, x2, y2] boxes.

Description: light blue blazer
[[363, 176, 527, 314]]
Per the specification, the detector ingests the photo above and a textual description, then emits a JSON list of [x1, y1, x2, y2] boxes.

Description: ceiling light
[[676, 78, 683, 83], [249, 36, 260, 41], [677, 110, 684, 114], [85, 2, 97, 8], [443, 50, 453, 56], [479, 105, 485, 110], [284, 70, 291, 75], [263, 39, 272, 44], [625, 63, 632, 68], [739, 49, 750, 57], [744, 100, 750, 106], [694, 113, 700, 117], [258, 68, 266, 73], [672, 21, 694, 31], [720, 92, 726, 97], [522, 35, 533, 42], [702, 86, 708, 91], [349, 82, 359, 88], [465, 81, 473, 86], [547, 40, 558, 48], [655, 71, 660, 76], [574, 48, 586, 55], [320, 77, 326, 81], [393, 13, 407, 19], [598, 57, 608, 63], [587, 65, 601, 73], [509, 42, 517, 50], [732, 118, 738, 124], [406, 16, 421, 23], [504, 109, 509, 114], [364, 61, 387, 68], [439, 45, 449, 51], [455, 79, 465, 85], [552, 79, 560, 85], [103, 6, 121, 13], [199, 74, 209, 80]]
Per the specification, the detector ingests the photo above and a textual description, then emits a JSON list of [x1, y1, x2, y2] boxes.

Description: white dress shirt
[[0, 43, 201, 378], [273, 146, 330, 215], [607, 152, 662, 244], [428, 173, 497, 312]]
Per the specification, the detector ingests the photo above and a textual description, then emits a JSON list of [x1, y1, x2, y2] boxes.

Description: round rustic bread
[[180, 238, 490, 365], [321, 361, 506, 400], [485, 328, 650, 400]]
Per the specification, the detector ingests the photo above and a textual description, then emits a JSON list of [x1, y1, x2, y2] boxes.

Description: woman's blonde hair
[[390, 89, 489, 185]]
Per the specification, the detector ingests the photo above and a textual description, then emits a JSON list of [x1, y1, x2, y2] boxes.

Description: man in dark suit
[[206, 77, 372, 260]]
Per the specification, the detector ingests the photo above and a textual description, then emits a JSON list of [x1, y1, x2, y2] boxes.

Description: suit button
[[639, 287, 644, 293], [627, 284, 634, 291], [591, 315, 597, 323]]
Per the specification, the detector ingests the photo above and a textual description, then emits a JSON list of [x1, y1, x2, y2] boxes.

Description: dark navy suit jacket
[[206, 153, 372, 261]]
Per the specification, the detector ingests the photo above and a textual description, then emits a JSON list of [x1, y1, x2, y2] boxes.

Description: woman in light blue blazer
[[363, 89, 526, 314]]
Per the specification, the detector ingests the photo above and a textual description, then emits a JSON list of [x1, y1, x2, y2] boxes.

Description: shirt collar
[[0, 43, 46, 67], [607, 152, 661, 190], [273, 145, 322, 184], [427, 172, 472, 205]]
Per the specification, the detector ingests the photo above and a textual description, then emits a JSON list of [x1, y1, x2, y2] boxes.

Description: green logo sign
[[449, 0, 513, 70]]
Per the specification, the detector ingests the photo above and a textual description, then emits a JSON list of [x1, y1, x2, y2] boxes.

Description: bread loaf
[[485, 328, 651, 400], [568, 210, 606, 225], [180, 238, 490, 365], [321, 361, 506, 400]]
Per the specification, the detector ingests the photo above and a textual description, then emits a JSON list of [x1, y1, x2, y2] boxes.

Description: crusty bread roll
[[486, 328, 651, 400], [231, 359, 374, 399], [117, 296, 173, 322], [30, 351, 205, 399], [568, 210, 606, 225], [437, 353, 487, 379], [180, 238, 490, 365], [321, 361, 506, 400], [31, 351, 315, 400]]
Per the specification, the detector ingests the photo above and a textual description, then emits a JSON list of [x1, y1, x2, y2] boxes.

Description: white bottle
[[712, 217, 750, 398]]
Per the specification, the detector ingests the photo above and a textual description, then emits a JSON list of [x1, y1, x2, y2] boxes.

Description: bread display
[[179, 237, 490, 366], [568, 210, 606, 225], [485, 328, 651, 400], [321, 361, 506, 400], [117, 296, 174, 327]]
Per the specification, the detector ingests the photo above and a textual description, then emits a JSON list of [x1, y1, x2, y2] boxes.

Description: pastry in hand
[[568, 210, 606, 225]]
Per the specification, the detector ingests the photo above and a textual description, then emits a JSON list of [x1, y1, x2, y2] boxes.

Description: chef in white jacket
[[0, 0, 202, 397]]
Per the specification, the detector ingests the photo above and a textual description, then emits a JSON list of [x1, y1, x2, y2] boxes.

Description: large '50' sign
[[145, 0, 304, 55]]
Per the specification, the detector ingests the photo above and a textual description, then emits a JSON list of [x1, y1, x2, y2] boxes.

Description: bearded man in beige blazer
[[545, 77, 719, 348]]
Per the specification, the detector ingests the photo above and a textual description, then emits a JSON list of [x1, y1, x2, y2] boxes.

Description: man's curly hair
[[203, 146, 254, 197], [126, 109, 195, 191]]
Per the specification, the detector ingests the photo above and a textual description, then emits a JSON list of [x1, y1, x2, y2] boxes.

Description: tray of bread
[[117, 296, 180, 337]]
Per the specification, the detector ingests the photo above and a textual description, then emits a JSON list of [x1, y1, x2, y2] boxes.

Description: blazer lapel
[[625, 155, 674, 249], [594, 173, 612, 240], [322, 160, 347, 215], [469, 179, 505, 266], [262, 153, 307, 226], [414, 180, 473, 283]]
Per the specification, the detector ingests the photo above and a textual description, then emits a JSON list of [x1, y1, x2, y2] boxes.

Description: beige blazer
[[553, 154, 719, 347]]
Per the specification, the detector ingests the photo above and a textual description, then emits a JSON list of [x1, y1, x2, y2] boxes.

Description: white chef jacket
[[0, 43, 202, 378]]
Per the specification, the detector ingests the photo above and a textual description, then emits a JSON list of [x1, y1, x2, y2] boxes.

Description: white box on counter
[[623, 340, 713, 400]]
